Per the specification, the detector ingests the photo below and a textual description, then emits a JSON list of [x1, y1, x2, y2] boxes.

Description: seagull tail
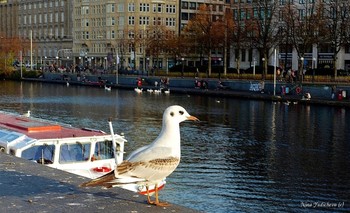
[[80, 170, 116, 188]]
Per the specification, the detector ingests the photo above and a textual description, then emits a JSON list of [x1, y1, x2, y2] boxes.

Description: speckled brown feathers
[[80, 157, 180, 188], [79, 170, 116, 188]]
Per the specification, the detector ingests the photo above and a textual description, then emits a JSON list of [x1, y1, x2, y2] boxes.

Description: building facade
[[73, 0, 179, 73], [0, 0, 18, 38], [7, 0, 74, 68], [1, 0, 350, 74]]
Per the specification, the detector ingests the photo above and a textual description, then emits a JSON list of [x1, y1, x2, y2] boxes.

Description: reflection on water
[[0, 81, 349, 212]]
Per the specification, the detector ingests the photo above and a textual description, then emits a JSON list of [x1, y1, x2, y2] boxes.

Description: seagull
[[105, 85, 111, 91], [66, 81, 69, 87], [134, 87, 143, 93], [23, 110, 30, 117], [80, 105, 199, 206], [164, 89, 170, 95]]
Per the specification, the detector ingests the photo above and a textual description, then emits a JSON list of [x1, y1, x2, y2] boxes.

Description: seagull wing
[[80, 147, 180, 188]]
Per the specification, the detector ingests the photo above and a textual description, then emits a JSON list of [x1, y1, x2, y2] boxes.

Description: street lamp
[[253, 58, 256, 76], [312, 57, 316, 82], [262, 58, 265, 78], [44, 56, 47, 72], [300, 57, 304, 83], [181, 58, 184, 78], [56, 56, 59, 67]]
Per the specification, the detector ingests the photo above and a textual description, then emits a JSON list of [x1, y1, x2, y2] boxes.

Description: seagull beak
[[186, 115, 199, 122]]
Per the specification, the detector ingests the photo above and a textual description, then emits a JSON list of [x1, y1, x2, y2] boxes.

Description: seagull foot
[[147, 200, 171, 207]]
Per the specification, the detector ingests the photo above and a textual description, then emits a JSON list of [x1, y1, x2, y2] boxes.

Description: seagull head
[[163, 105, 199, 125]]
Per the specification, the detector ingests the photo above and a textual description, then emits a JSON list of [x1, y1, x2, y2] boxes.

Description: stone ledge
[[0, 153, 199, 213]]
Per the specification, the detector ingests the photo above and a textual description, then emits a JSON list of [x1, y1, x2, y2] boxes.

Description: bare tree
[[229, 2, 251, 74], [282, 1, 326, 80], [250, 0, 281, 79], [185, 4, 223, 76], [323, 0, 350, 78]]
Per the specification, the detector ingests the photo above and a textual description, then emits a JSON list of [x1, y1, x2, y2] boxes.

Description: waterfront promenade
[[0, 153, 199, 213], [25, 72, 350, 107]]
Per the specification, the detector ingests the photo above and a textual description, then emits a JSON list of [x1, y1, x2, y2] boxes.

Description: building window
[[298, 9, 305, 19], [181, 13, 189, 20], [140, 3, 150, 12], [189, 2, 196, 10], [128, 3, 135, 12], [153, 17, 162, 25], [153, 3, 162, 13], [166, 18, 176, 27], [139, 16, 149, 25], [128, 16, 135, 25], [181, 2, 188, 9], [166, 5, 176, 13], [118, 4, 124, 12], [61, 12, 64, 22], [128, 31, 135, 39]]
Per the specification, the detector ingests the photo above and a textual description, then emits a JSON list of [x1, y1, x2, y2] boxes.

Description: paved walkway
[[0, 153, 200, 213]]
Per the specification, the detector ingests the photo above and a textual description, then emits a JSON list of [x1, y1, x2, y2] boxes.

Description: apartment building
[[8, 0, 74, 67], [73, 0, 179, 72], [0, 0, 18, 38], [228, 0, 350, 72]]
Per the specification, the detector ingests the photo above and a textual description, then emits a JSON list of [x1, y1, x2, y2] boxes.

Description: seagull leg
[[146, 184, 170, 206], [153, 183, 170, 207], [146, 185, 155, 205]]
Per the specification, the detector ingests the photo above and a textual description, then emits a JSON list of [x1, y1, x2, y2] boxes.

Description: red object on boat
[[93, 167, 112, 172], [0, 112, 107, 139]]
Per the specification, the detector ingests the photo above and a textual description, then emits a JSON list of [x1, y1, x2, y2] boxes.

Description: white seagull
[[105, 85, 111, 91], [23, 110, 31, 117], [134, 87, 143, 93], [80, 105, 199, 206]]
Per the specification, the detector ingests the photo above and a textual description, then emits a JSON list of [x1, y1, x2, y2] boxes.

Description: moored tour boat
[[0, 111, 165, 195]]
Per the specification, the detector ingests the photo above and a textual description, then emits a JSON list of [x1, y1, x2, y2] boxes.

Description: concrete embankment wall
[[42, 72, 350, 100]]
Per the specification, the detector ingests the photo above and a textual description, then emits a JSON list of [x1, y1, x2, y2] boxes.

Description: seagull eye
[[179, 111, 184, 115], [170, 112, 174, 117]]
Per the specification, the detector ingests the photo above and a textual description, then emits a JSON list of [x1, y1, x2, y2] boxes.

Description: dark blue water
[[1, 81, 349, 212]]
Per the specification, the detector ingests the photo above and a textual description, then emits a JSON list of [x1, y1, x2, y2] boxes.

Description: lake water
[[0, 81, 349, 212]]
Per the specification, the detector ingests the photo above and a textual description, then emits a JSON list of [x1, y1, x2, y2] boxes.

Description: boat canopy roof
[[0, 111, 108, 140]]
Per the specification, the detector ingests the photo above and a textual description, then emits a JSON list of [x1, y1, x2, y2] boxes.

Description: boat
[[0, 111, 165, 195]]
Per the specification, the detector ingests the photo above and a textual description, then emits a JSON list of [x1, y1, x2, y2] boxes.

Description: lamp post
[[44, 56, 47, 72], [181, 58, 184, 78], [253, 58, 256, 76], [56, 56, 59, 67], [218, 58, 222, 79], [104, 57, 107, 70], [300, 57, 304, 83], [312, 57, 316, 83], [262, 58, 265, 78], [273, 49, 277, 96]]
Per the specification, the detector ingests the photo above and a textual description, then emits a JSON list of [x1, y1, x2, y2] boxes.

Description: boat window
[[2, 133, 20, 143], [59, 142, 91, 163], [93, 140, 114, 160], [21, 144, 55, 164], [0, 130, 8, 138]]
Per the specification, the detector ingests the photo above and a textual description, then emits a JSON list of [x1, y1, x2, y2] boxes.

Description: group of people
[[277, 68, 299, 83]]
